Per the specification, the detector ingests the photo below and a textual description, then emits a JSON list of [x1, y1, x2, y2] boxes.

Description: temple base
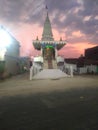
[[32, 69, 69, 80]]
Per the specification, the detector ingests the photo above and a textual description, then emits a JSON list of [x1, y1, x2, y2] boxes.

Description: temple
[[33, 9, 67, 69]]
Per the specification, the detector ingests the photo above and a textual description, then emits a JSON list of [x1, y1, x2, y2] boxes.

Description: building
[[64, 55, 98, 74], [19, 56, 31, 72], [33, 10, 67, 69], [85, 46, 98, 60], [0, 26, 20, 78]]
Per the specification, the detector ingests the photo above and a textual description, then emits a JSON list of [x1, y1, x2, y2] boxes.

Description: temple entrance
[[43, 45, 55, 60], [42, 45, 55, 69]]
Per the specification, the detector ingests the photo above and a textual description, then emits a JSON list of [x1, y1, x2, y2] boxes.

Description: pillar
[[41, 46, 43, 57], [30, 66, 33, 80], [70, 66, 73, 77], [55, 47, 58, 59]]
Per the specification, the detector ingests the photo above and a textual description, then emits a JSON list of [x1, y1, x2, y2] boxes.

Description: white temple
[[29, 9, 74, 80], [33, 9, 67, 69]]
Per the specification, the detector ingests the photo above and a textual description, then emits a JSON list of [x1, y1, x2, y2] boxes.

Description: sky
[[0, 0, 98, 58]]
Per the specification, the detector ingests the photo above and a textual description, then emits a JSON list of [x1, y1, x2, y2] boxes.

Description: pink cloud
[[58, 42, 97, 58], [1, 22, 97, 58], [9, 23, 42, 56]]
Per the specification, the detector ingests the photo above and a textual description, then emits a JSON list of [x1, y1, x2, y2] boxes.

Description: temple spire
[[46, 5, 48, 18], [41, 5, 54, 41], [46, 5, 48, 11]]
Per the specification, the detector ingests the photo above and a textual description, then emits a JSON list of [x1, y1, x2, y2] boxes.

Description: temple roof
[[33, 40, 66, 50], [41, 12, 54, 41], [33, 8, 67, 50]]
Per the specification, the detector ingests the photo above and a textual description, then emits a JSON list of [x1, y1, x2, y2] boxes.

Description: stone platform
[[32, 69, 69, 80]]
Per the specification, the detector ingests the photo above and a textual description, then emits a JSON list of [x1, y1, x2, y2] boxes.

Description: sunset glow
[[0, 0, 98, 58]]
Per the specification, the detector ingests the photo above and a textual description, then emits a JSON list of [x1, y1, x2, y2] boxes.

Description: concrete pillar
[[30, 66, 33, 80], [70, 66, 73, 77], [55, 47, 58, 59], [41, 47, 43, 56]]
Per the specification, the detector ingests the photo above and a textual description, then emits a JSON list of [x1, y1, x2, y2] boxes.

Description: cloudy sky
[[0, 0, 98, 58]]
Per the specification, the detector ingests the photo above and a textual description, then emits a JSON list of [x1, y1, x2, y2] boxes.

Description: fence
[[57, 62, 74, 77], [30, 62, 43, 80], [79, 65, 97, 74]]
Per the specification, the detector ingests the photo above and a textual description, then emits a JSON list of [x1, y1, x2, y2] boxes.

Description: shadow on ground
[[0, 87, 98, 130]]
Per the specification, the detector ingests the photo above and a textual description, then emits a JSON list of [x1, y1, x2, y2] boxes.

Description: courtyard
[[0, 73, 98, 130]]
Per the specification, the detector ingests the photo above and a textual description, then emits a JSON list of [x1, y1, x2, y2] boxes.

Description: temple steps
[[48, 60, 53, 69], [52, 60, 57, 69], [43, 60, 57, 69], [32, 69, 69, 79], [43, 60, 48, 69]]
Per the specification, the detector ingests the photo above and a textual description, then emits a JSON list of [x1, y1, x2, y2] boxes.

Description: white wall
[[5, 55, 20, 75], [56, 56, 64, 63], [34, 56, 43, 63], [4, 41, 20, 75], [64, 63, 77, 71], [79, 65, 97, 74]]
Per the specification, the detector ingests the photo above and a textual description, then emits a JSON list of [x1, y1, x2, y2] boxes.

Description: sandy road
[[0, 73, 98, 97], [0, 73, 98, 130]]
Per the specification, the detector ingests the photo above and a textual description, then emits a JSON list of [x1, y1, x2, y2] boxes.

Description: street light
[[0, 27, 12, 48], [0, 26, 12, 60]]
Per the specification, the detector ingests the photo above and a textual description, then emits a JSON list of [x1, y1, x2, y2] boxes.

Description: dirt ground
[[0, 73, 98, 97], [0, 73, 98, 130]]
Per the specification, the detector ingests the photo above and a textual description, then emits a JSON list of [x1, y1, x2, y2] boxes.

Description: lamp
[[0, 27, 12, 48]]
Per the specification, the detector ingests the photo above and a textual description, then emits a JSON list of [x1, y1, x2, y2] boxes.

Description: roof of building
[[33, 40, 66, 50], [33, 10, 66, 50], [64, 58, 78, 64], [65, 57, 98, 66], [84, 59, 98, 65], [41, 12, 54, 41], [85, 46, 98, 51]]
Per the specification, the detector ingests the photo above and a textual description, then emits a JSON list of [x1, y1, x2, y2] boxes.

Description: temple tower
[[41, 12, 54, 41], [33, 8, 67, 69]]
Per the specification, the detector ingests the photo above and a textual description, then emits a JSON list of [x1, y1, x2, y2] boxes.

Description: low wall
[[34, 56, 43, 63], [79, 65, 97, 74]]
